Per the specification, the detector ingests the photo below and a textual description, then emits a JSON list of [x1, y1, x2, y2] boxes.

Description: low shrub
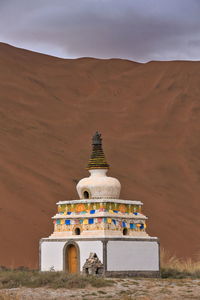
[[0, 270, 114, 289], [160, 249, 200, 279]]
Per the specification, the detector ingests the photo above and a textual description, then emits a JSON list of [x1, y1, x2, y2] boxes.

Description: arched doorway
[[74, 227, 81, 235], [66, 244, 78, 273], [123, 228, 128, 236], [83, 190, 89, 199]]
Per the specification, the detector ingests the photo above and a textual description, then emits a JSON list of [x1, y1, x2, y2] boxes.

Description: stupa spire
[[87, 131, 109, 170]]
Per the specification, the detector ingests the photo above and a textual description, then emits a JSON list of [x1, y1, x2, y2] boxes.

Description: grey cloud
[[0, 0, 200, 61]]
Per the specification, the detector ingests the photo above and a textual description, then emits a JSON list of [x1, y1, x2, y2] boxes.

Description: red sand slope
[[0, 43, 199, 268]]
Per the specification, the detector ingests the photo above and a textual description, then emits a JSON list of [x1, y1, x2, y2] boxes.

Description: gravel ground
[[0, 278, 200, 300]]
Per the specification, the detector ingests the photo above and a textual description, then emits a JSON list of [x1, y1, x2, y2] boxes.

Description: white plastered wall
[[77, 241, 103, 271], [40, 240, 103, 272], [107, 240, 159, 271], [40, 241, 66, 271]]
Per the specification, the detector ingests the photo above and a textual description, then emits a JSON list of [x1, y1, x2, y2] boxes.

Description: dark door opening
[[123, 228, 128, 235], [83, 191, 89, 199], [74, 227, 81, 235]]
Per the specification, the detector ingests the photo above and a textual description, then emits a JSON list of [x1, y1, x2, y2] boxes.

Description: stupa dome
[[76, 132, 121, 199]]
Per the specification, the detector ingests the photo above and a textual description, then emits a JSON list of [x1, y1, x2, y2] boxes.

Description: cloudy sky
[[0, 0, 200, 62]]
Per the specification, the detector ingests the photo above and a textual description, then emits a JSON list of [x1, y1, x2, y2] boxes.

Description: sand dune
[[0, 43, 200, 267]]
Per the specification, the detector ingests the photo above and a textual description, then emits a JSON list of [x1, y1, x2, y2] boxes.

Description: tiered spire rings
[[87, 131, 109, 170]]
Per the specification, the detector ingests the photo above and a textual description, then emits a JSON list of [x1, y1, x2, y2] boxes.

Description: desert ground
[[0, 43, 200, 267], [0, 278, 200, 300]]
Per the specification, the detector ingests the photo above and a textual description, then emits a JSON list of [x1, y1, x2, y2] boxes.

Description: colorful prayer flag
[[122, 221, 126, 227], [130, 223, 137, 229], [99, 207, 104, 212]]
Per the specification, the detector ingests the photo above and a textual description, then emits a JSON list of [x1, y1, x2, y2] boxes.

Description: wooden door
[[67, 245, 78, 273]]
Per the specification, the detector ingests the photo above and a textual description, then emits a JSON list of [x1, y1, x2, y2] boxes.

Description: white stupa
[[40, 132, 160, 276]]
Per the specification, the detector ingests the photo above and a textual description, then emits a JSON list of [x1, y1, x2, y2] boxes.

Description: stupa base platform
[[40, 236, 160, 277]]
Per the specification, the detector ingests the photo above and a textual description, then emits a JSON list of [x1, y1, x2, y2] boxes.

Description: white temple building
[[40, 132, 160, 276]]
